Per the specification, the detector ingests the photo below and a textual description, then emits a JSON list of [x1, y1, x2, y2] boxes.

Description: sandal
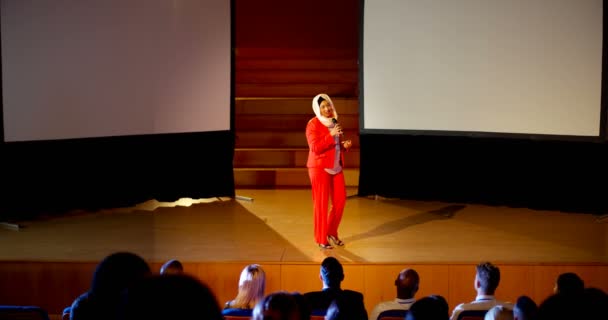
[[328, 235, 345, 246]]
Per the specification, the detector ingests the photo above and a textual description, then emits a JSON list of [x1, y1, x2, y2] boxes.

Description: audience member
[[450, 262, 512, 320], [513, 295, 537, 320], [159, 259, 183, 275], [252, 291, 301, 320], [120, 274, 223, 320], [69, 252, 150, 320], [554, 272, 584, 297], [303, 257, 368, 320], [406, 296, 449, 320], [225, 264, 266, 309], [484, 305, 513, 320], [370, 268, 419, 320]]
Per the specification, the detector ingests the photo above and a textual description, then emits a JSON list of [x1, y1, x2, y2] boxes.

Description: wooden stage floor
[[1, 188, 607, 265]]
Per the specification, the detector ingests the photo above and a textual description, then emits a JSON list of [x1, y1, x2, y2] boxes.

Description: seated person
[[252, 291, 301, 320], [69, 251, 150, 320], [513, 295, 537, 320], [120, 273, 223, 320], [484, 305, 513, 320], [450, 262, 513, 320], [303, 257, 367, 320], [553, 272, 584, 297], [224, 264, 266, 312], [406, 296, 449, 320], [370, 268, 419, 320], [159, 259, 184, 275]]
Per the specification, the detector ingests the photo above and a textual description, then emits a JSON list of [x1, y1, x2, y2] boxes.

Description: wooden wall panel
[[235, 0, 359, 50], [497, 265, 535, 304], [280, 264, 323, 294], [2, 261, 607, 318], [0, 262, 95, 315]]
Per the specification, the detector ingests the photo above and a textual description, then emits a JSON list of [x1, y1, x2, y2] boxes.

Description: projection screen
[[1, 0, 231, 142], [362, 0, 603, 137]]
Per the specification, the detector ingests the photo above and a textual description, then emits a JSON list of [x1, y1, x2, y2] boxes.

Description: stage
[[1, 188, 607, 263], [1, 189, 607, 317]]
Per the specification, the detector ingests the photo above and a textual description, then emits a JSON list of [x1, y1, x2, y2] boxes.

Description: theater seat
[[0, 306, 50, 320]]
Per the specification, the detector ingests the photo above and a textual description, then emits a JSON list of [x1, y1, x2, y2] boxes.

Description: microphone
[[332, 118, 343, 136]]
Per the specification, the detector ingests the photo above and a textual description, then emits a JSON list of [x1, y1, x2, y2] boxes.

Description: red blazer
[[306, 117, 345, 169]]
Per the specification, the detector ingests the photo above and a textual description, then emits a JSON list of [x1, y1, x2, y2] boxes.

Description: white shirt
[[450, 295, 513, 320], [370, 298, 415, 320]]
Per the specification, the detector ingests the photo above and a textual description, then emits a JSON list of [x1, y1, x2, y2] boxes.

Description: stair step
[[237, 70, 358, 84], [236, 114, 358, 131], [234, 168, 360, 188], [236, 83, 357, 97], [234, 148, 360, 168], [235, 130, 359, 148], [237, 58, 357, 70], [236, 97, 359, 115], [236, 47, 357, 59]]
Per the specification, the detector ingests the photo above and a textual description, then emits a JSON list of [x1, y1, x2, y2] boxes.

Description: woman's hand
[[330, 124, 342, 137], [342, 140, 352, 149]]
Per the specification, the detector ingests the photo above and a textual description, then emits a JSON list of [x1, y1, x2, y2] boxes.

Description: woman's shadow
[[342, 204, 466, 243]]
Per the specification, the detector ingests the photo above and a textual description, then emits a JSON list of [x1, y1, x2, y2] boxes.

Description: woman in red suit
[[306, 93, 352, 249]]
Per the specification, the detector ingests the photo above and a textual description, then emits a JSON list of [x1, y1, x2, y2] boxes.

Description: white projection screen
[[362, 0, 603, 137], [1, 0, 231, 142]]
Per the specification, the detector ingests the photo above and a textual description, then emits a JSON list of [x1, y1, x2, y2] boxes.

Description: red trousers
[[308, 168, 346, 244]]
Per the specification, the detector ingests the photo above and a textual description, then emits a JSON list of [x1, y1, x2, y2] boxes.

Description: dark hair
[[514, 295, 538, 320], [317, 96, 326, 105], [121, 274, 223, 320], [406, 296, 449, 320], [90, 252, 150, 296], [160, 259, 183, 274], [252, 291, 300, 320], [476, 262, 500, 294], [321, 257, 344, 288], [556, 272, 584, 296]]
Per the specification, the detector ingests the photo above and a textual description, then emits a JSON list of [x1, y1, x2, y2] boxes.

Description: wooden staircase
[[234, 48, 359, 188], [234, 98, 360, 188]]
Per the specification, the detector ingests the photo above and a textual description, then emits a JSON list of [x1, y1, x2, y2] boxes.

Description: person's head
[[160, 259, 183, 275], [320, 257, 344, 289], [475, 262, 500, 295], [252, 292, 300, 320], [90, 251, 150, 297], [554, 272, 584, 296], [290, 292, 311, 320], [484, 305, 513, 320], [537, 293, 578, 320], [405, 296, 449, 320], [513, 295, 537, 320], [395, 268, 420, 299], [428, 295, 449, 318], [582, 287, 608, 319], [232, 264, 266, 309], [318, 98, 333, 118], [121, 274, 223, 320], [313, 93, 337, 121]]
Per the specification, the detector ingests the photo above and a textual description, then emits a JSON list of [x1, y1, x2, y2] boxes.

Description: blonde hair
[[226, 264, 266, 309]]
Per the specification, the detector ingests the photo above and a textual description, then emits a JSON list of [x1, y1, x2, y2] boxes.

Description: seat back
[[378, 309, 408, 320], [61, 307, 70, 320], [310, 308, 326, 320], [0, 306, 50, 320], [222, 308, 252, 320], [456, 309, 488, 320]]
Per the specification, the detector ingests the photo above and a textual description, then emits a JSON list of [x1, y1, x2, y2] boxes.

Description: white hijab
[[312, 93, 338, 128]]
